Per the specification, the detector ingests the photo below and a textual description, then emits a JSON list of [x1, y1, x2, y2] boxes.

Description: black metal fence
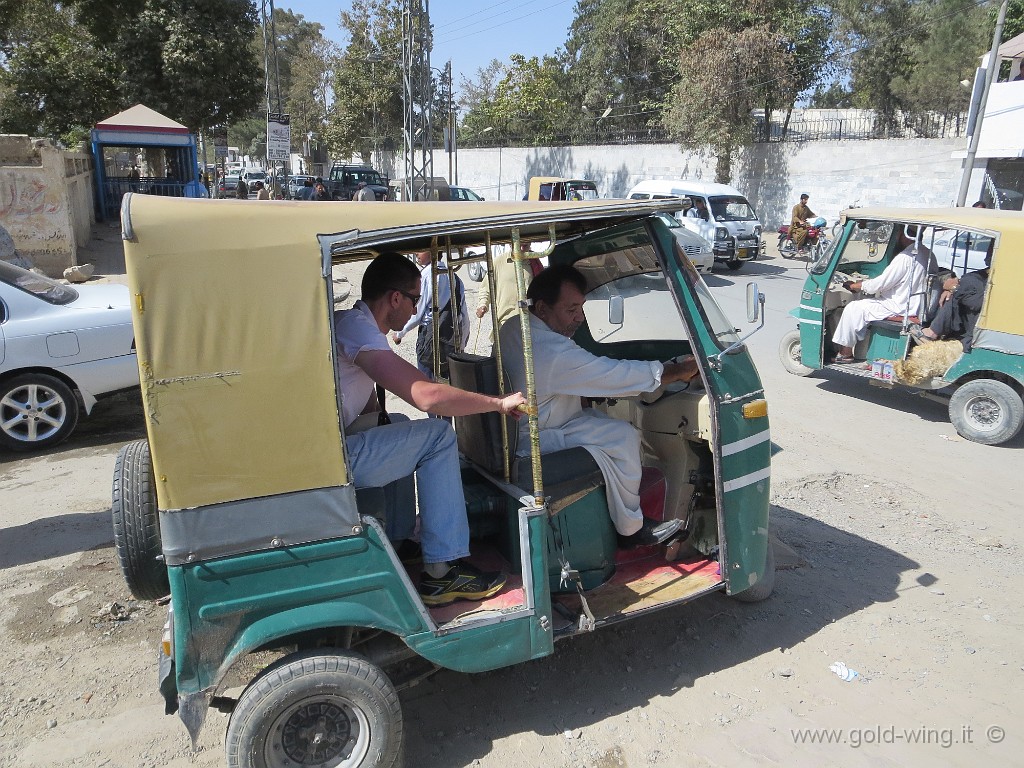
[[458, 111, 969, 149], [752, 111, 969, 142]]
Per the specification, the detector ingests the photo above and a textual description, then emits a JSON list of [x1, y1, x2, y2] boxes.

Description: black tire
[[779, 329, 814, 376], [111, 440, 169, 600], [467, 262, 485, 282], [732, 539, 776, 603], [778, 237, 796, 258], [0, 372, 80, 451], [948, 379, 1024, 446], [226, 650, 403, 768], [726, 259, 743, 270]]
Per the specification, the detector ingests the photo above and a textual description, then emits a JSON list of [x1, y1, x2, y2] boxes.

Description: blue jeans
[[347, 415, 469, 565]]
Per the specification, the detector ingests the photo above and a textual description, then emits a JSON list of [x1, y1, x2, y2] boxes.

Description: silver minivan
[[628, 180, 762, 270]]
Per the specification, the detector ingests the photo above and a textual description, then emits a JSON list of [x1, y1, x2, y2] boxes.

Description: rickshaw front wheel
[[948, 379, 1024, 446], [779, 330, 814, 377], [226, 650, 403, 768]]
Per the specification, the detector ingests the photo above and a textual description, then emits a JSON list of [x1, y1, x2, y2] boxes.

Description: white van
[[627, 180, 762, 270]]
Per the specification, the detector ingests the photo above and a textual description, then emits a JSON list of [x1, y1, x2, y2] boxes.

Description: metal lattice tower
[[401, 0, 432, 201]]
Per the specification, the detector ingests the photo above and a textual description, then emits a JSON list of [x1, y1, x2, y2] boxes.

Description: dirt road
[[1, 245, 1021, 767]]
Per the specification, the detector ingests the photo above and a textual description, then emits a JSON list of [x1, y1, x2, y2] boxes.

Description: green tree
[[890, 0, 990, 120], [665, 23, 797, 182], [839, 0, 915, 132], [288, 38, 337, 163], [461, 54, 571, 145], [323, 0, 404, 162], [1005, 0, 1024, 38], [0, 0, 262, 144], [0, 1, 119, 145], [563, 0, 686, 133]]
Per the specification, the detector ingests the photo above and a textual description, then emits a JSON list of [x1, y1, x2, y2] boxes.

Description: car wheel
[[467, 262, 485, 282], [112, 440, 169, 600], [725, 259, 743, 270], [0, 373, 80, 451], [778, 330, 814, 377], [948, 379, 1024, 446], [732, 539, 775, 603], [226, 650, 403, 768]]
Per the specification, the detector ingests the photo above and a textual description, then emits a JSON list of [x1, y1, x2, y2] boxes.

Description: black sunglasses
[[391, 288, 421, 304]]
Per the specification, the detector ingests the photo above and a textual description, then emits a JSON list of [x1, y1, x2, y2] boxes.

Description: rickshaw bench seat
[[449, 352, 617, 590], [880, 314, 919, 324], [447, 352, 606, 503]]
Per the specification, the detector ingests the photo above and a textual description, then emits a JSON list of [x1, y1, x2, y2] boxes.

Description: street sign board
[[213, 128, 229, 159], [267, 113, 291, 162]]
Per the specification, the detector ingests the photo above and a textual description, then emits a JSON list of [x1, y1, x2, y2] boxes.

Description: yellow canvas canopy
[[839, 207, 1024, 338], [121, 194, 679, 511]]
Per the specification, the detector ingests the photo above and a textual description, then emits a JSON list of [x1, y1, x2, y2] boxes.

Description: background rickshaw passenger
[[334, 253, 526, 606], [832, 228, 938, 364], [498, 265, 699, 549], [911, 244, 992, 351]]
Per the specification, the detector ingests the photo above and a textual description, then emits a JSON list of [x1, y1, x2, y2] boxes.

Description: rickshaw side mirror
[[746, 282, 763, 323], [608, 294, 624, 325]]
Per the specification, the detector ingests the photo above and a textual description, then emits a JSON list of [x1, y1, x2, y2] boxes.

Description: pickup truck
[[325, 163, 390, 201]]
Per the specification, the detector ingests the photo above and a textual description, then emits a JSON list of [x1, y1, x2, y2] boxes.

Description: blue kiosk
[[91, 104, 205, 221]]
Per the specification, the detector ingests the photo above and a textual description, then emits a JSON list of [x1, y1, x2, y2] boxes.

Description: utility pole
[[401, 0, 432, 201], [956, 0, 1008, 207]]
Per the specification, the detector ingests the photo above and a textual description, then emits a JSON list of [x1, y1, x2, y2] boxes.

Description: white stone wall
[[450, 138, 976, 229], [0, 136, 95, 275]]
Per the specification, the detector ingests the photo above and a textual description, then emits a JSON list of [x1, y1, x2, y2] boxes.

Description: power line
[[434, 0, 576, 46], [433, 0, 535, 31]]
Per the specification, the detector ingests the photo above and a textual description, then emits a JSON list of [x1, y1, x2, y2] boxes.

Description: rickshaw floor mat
[[416, 545, 527, 626], [554, 552, 722, 622]]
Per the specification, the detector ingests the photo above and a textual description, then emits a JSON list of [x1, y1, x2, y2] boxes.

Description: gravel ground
[[1, 231, 1020, 767]]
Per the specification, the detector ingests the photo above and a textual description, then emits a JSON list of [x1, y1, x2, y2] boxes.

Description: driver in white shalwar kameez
[[831, 227, 938, 363], [499, 265, 700, 548]]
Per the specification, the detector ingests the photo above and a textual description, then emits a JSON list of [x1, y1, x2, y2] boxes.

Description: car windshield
[[0, 260, 78, 304], [709, 196, 757, 222], [568, 184, 600, 201], [246, 172, 266, 181], [349, 169, 384, 186]]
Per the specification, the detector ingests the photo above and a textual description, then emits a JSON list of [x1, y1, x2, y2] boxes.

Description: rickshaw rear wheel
[[779, 330, 814, 377], [226, 650, 403, 768], [111, 439, 169, 600], [948, 379, 1024, 446], [732, 541, 775, 603]]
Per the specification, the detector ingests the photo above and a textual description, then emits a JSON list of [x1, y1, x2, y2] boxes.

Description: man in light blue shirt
[[392, 252, 471, 378]]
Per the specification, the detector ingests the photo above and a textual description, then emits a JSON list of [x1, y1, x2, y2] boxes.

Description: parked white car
[[927, 228, 992, 272], [0, 261, 139, 451], [655, 212, 715, 274]]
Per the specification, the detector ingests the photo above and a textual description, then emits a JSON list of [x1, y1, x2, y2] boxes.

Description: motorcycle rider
[[790, 193, 816, 254]]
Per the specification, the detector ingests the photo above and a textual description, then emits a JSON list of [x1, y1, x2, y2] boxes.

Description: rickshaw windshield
[[575, 241, 738, 348], [812, 218, 892, 275]]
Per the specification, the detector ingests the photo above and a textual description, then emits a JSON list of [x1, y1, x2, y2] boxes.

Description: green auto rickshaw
[[780, 207, 1024, 445], [111, 193, 773, 767]]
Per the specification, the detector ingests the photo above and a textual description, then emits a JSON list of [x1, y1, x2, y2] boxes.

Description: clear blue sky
[[277, 0, 577, 87]]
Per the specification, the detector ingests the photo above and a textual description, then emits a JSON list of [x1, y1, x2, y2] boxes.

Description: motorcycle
[[778, 216, 827, 258]]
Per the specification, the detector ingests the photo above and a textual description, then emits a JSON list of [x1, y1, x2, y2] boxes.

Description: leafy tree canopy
[[0, 0, 262, 146], [323, 0, 404, 162]]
